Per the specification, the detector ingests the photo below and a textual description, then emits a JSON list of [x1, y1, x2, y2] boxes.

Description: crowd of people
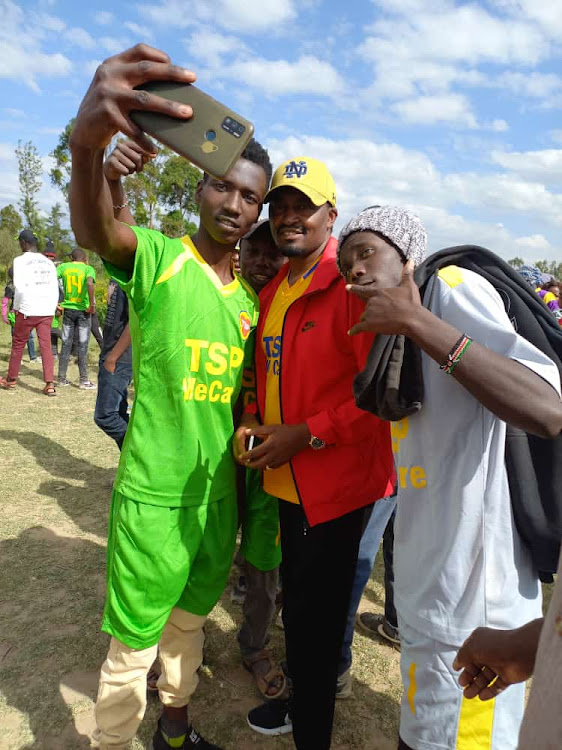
[[2, 43, 562, 750]]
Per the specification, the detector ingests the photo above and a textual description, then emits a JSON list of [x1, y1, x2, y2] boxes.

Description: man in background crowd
[[57, 247, 96, 389], [0, 229, 59, 395]]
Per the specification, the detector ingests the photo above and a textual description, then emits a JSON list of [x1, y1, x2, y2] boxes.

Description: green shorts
[[102, 490, 238, 649], [240, 470, 281, 572]]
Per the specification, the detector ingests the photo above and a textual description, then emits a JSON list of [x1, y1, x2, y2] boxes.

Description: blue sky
[[2, 0, 562, 261]]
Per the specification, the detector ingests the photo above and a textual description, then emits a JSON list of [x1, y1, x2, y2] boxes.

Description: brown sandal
[[43, 383, 57, 397], [242, 649, 287, 700], [0, 377, 16, 390]]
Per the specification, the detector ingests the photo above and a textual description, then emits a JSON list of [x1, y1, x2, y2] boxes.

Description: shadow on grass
[[0, 526, 108, 748], [0, 430, 114, 536]]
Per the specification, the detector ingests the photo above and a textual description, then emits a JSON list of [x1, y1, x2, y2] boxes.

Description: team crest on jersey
[[239, 311, 252, 340], [284, 160, 308, 179]]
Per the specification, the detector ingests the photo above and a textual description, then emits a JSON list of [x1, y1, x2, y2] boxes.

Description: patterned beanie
[[518, 264, 543, 290], [337, 205, 428, 273]]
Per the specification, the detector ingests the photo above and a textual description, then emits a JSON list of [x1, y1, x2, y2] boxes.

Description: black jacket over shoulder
[[354, 245, 562, 582]]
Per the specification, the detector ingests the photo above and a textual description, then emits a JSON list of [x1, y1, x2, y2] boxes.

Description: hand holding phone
[[131, 81, 254, 179]]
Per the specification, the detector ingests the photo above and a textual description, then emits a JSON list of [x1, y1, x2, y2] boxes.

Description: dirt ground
[[0, 326, 403, 749]]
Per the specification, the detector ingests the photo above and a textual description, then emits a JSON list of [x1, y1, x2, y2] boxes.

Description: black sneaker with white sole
[[247, 698, 293, 736], [152, 718, 223, 749]]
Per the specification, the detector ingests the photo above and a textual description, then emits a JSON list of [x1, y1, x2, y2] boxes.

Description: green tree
[[507, 256, 524, 268], [45, 203, 73, 257], [15, 140, 44, 232], [49, 119, 75, 200], [160, 210, 197, 238], [157, 156, 201, 227], [0, 227, 19, 271], [0, 204, 22, 237]]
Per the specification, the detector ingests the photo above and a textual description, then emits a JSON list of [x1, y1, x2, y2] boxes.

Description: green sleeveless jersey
[[106, 226, 259, 507]]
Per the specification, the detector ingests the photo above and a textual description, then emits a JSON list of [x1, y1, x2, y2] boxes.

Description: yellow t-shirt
[[261, 268, 316, 503]]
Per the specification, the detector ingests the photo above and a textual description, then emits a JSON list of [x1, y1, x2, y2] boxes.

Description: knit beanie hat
[[337, 205, 427, 273]]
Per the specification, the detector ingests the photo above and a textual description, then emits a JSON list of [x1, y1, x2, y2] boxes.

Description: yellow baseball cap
[[265, 157, 337, 207]]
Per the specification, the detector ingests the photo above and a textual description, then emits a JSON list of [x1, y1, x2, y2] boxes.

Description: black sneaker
[[247, 698, 292, 736], [152, 719, 223, 749]]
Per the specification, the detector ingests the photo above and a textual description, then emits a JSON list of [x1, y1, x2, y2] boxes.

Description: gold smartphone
[[130, 81, 254, 179]]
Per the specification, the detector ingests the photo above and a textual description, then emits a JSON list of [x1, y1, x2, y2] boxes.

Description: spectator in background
[[94, 278, 132, 449], [43, 240, 62, 358], [0, 229, 59, 395], [236, 220, 287, 701], [2, 279, 40, 363], [539, 280, 562, 323], [57, 247, 96, 389], [518, 265, 562, 325]]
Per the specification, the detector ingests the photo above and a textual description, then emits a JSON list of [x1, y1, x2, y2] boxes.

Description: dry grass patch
[[0, 326, 402, 749]]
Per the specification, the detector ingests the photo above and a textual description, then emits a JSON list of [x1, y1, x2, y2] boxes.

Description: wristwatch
[[309, 435, 326, 450]]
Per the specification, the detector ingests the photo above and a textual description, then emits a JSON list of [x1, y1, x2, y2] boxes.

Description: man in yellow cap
[[235, 157, 395, 748]]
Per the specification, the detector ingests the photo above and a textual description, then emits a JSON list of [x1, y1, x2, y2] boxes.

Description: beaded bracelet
[[440, 334, 473, 375], [112, 201, 129, 210]]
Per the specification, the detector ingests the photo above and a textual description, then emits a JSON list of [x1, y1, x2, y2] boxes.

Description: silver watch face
[[310, 436, 326, 450]]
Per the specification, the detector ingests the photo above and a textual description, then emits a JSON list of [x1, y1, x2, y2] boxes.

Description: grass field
[[0, 324, 403, 750]]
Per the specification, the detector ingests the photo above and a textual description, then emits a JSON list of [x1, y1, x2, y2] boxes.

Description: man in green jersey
[[57, 247, 97, 388], [69, 45, 272, 750]]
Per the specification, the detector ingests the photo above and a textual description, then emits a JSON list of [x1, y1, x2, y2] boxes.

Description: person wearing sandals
[[0, 229, 59, 396], [237, 221, 287, 701]]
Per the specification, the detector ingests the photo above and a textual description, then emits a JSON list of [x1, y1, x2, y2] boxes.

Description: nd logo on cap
[[265, 156, 337, 207]]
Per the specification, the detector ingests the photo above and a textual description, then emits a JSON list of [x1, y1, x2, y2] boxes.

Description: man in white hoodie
[[0, 229, 59, 396]]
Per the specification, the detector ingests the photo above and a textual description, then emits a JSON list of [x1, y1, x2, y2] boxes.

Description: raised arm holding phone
[[70, 45, 273, 750]]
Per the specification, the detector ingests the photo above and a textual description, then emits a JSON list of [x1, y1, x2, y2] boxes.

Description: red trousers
[[8, 312, 55, 382]]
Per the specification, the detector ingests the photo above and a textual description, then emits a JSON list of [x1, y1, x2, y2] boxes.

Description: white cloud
[[498, 71, 562, 98], [514, 233, 553, 252], [230, 56, 344, 97], [357, 1, 557, 131], [489, 119, 509, 132], [34, 12, 66, 33], [123, 21, 153, 40], [187, 29, 248, 69], [98, 36, 132, 55], [138, 0, 297, 33], [84, 59, 103, 78], [93, 11, 114, 25], [64, 27, 96, 50], [491, 149, 562, 185], [2, 108, 25, 118], [0, 44, 72, 92], [392, 94, 477, 127]]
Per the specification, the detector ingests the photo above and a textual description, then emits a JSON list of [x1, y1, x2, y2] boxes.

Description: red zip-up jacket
[[255, 237, 395, 526]]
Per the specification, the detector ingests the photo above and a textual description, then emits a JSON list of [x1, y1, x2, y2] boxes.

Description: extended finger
[[109, 152, 140, 174], [112, 58, 196, 90], [117, 141, 151, 167], [478, 676, 509, 701], [457, 663, 481, 687], [108, 43, 172, 65], [348, 320, 372, 336], [110, 110, 156, 154], [400, 259, 415, 286], [239, 440, 271, 464], [346, 283, 379, 300]]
